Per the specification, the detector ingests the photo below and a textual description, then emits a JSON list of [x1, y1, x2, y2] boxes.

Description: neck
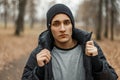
[[54, 39, 77, 49]]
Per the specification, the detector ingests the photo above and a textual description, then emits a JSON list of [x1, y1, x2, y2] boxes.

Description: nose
[[60, 23, 66, 31]]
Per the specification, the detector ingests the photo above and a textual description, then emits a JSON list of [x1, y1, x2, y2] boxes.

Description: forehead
[[52, 13, 70, 22]]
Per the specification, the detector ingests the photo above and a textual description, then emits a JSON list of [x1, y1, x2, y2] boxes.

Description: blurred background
[[0, 0, 120, 80]]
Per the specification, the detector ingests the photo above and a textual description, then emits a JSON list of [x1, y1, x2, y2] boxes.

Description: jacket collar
[[72, 28, 92, 45], [38, 28, 92, 50]]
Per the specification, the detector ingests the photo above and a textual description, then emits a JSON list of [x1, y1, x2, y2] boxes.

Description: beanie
[[46, 4, 74, 29]]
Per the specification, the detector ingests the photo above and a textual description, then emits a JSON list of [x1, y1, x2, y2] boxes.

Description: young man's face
[[51, 13, 73, 44]]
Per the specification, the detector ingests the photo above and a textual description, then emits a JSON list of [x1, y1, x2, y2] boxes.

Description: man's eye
[[64, 20, 71, 25], [52, 22, 60, 26]]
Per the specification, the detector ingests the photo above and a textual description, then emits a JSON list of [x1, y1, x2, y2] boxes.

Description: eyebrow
[[52, 19, 70, 22], [52, 20, 60, 23]]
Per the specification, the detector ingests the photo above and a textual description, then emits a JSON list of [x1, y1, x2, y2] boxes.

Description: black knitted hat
[[47, 4, 74, 29]]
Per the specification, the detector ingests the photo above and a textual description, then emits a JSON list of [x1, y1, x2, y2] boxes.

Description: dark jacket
[[22, 28, 118, 80]]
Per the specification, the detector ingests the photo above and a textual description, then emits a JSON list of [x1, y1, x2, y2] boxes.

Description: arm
[[91, 42, 118, 80], [22, 30, 52, 80], [21, 45, 45, 80]]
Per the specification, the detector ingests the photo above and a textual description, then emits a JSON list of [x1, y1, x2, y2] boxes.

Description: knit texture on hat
[[46, 4, 74, 29]]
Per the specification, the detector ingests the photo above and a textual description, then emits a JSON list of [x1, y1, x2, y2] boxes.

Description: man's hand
[[36, 49, 51, 67], [85, 40, 98, 56]]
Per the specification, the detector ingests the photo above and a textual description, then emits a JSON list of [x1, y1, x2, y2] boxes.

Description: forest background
[[0, 0, 120, 80]]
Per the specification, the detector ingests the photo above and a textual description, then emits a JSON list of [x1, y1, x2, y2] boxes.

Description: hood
[[72, 28, 92, 45], [38, 28, 92, 50]]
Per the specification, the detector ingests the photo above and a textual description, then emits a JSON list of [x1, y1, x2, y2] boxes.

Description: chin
[[58, 38, 70, 43]]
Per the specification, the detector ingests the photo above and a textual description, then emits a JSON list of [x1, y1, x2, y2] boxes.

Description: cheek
[[51, 28, 58, 37], [67, 26, 73, 35], [70, 28, 73, 34]]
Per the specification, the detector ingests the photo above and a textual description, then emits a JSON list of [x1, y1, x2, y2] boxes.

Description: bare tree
[[110, 0, 118, 40], [75, 0, 99, 31], [0, 1, 3, 21], [104, 0, 109, 38], [96, 0, 103, 40], [15, 0, 27, 36], [76, 0, 120, 40], [3, 0, 8, 29], [110, 0, 114, 40], [29, 0, 35, 28], [76, 0, 103, 40], [12, 0, 17, 21], [103, 0, 119, 40]]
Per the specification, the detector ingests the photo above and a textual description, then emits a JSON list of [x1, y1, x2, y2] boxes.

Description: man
[[22, 4, 118, 80]]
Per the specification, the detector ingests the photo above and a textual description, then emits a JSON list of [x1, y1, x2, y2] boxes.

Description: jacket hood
[[38, 28, 92, 50], [72, 28, 92, 45]]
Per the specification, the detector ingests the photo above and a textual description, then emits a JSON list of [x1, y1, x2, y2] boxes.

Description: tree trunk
[[104, 0, 109, 38], [4, 0, 7, 29], [96, 0, 103, 40], [12, 0, 17, 21], [15, 0, 27, 36], [30, 0, 35, 29], [110, 0, 114, 41], [30, 18, 34, 29]]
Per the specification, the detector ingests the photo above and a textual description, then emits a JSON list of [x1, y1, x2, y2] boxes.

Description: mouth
[[59, 34, 67, 38]]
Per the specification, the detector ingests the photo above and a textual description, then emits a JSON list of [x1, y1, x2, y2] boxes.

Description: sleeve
[[21, 45, 45, 80], [91, 41, 118, 80]]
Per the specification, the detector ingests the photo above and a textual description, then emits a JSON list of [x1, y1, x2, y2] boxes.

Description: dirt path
[[0, 27, 44, 80], [0, 54, 28, 80]]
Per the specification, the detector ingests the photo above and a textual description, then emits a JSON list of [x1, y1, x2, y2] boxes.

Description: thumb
[[86, 40, 94, 46]]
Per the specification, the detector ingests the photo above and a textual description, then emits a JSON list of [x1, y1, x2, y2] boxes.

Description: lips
[[59, 34, 67, 38]]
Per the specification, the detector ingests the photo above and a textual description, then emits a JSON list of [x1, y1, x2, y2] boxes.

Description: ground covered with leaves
[[0, 26, 120, 80]]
